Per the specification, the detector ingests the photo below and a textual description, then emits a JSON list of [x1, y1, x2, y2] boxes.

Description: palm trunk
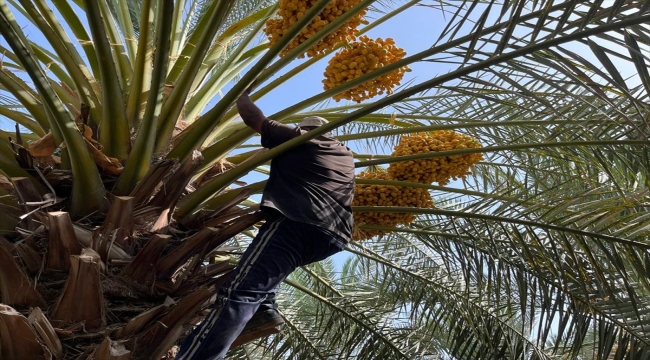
[[0, 157, 261, 359]]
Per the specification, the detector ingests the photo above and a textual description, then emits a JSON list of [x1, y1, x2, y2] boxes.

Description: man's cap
[[299, 116, 328, 128]]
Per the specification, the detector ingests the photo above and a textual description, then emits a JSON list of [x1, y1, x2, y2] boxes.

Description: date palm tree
[[1, 0, 649, 359]]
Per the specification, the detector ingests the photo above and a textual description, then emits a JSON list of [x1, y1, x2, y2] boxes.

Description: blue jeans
[[175, 215, 346, 360]]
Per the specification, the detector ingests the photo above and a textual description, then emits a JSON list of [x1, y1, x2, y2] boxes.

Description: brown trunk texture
[[0, 243, 47, 307], [47, 211, 83, 272], [11, 176, 42, 230], [93, 338, 131, 359], [51, 250, 106, 330], [132, 288, 212, 360], [116, 297, 175, 339], [122, 234, 170, 288], [4, 143, 270, 358], [128, 159, 177, 206], [0, 304, 51, 359], [73, 223, 131, 260], [94, 196, 135, 254], [149, 151, 203, 233], [15, 240, 43, 274], [156, 227, 219, 279], [29, 307, 64, 358]]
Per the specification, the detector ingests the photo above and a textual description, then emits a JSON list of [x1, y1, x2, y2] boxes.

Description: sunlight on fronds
[[1, 0, 650, 358]]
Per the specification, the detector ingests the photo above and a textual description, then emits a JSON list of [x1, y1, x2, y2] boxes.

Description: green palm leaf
[[1, 0, 650, 359]]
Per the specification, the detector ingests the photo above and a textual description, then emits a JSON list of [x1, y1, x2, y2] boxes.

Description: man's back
[[260, 120, 355, 241]]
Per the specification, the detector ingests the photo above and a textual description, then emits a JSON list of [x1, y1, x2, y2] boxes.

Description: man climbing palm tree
[[176, 86, 355, 360]]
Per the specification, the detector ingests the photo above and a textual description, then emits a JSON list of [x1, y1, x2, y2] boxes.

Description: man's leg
[[175, 218, 302, 360], [231, 232, 345, 348], [257, 289, 278, 311], [234, 225, 346, 346]]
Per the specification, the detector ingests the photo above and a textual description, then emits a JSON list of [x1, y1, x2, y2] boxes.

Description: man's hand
[[243, 80, 258, 96], [237, 81, 266, 134]]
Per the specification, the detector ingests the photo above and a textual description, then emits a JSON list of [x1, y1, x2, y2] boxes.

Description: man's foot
[[230, 326, 281, 349], [230, 309, 284, 348]]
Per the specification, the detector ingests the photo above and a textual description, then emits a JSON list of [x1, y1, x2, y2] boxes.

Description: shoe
[[230, 326, 281, 349], [243, 309, 285, 334], [230, 309, 284, 348]]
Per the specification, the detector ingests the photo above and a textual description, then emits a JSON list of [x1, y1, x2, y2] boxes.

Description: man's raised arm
[[236, 91, 266, 134]]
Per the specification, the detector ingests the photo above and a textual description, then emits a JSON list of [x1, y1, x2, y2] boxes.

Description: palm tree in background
[[0, 0, 649, 359]]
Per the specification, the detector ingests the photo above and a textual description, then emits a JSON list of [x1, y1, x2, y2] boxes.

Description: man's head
[[299, 116, 328, 130]]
